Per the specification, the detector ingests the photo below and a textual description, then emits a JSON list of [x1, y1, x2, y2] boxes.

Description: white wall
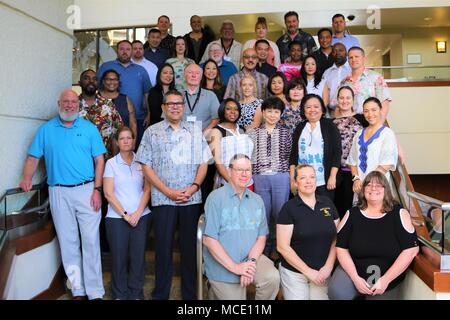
[[389, 86, 450, 174], [0, 1, 74, 197]]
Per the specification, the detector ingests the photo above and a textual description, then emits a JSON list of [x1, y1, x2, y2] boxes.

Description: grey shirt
[[182, 87, 220, 130], [136, 120, 212, 206]]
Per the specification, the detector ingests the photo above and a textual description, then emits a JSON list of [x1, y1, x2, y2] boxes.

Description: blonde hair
[[240, 74, 257, 97]]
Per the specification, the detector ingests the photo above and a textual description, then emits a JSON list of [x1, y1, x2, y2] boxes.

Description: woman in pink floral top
[[277, 41, 303, 81]]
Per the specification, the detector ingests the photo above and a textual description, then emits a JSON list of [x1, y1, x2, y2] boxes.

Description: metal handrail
[[406, 191, 447, 209], [196, 214, 206, 300], [368, 65, 450, 69], [10, 199, 50, 217], [1, 181, 47, 202]]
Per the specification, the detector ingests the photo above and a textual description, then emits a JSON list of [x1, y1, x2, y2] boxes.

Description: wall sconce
[[436, 41, 447, 53]]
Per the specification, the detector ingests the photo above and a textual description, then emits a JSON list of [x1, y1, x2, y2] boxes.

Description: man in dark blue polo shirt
[[144, 28, 170, 69], [19, 90, 106, 300]]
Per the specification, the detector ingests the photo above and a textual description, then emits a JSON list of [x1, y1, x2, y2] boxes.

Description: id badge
[[187, 116, 197, 122]]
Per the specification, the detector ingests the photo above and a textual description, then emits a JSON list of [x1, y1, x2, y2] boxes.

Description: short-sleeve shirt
[[135, 120, 212, 206], [203, 183, 268, 283], [346, 126, 398, 181], [278, 195, 339, 272], [322, 62, 352, 109], [337, 205, 418, 290], [340, 69, 391, 114], [103, 152, 150, 219], [332, 34, 361, 51], [28, 117, 106, 186], [97, 60, 152, 119], [181, 87, 220, 130]]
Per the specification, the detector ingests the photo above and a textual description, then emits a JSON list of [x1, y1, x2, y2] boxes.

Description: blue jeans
[[253, 172, 290, 254]]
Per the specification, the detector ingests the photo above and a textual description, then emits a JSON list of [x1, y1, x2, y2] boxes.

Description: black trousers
[[334, 170, 354, 219], [105, 214, 150, 300], [151, 204, 202, 300], [316, 184, 335, 202]]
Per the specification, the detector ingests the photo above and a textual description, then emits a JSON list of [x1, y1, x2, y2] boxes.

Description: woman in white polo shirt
[[103, 126, 151, 300]]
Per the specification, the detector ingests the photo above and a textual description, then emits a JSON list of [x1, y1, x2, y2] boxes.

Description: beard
[[59, 110, 79, 122], [83, 85, 97, 96], [335, 56, 347, 66]]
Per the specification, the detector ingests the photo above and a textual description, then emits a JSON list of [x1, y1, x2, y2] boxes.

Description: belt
[[54, 180, 94, 188]]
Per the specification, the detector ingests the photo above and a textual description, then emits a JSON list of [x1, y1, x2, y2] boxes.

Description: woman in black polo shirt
[[277, 164, 339, 300], [328, 171, 419, 300]]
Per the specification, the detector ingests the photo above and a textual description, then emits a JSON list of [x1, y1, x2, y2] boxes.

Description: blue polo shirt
[[97, 60, 152, 119], [203, 183, 268, 283], [28, 117, 106, 186]]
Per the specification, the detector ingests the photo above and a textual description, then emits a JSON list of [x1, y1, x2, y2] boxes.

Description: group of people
[[19, 10, 420, 301]]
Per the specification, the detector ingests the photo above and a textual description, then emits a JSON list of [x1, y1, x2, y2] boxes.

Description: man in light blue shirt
[[331, 14, 361, 51], [19, 90, 106, 300], [203, 154, 280, 300]]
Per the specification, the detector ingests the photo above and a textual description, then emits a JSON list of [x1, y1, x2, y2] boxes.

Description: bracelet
[[94, 186, 103, 192], [244, 257, 257, 263], [352, 175, 360, 182], [192, 182, 200, 191]]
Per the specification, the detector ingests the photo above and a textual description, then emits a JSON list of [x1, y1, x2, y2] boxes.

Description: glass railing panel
[[368, 65, 450, 82], [0, 193, 5, 242], [443, 205, 450, 255]]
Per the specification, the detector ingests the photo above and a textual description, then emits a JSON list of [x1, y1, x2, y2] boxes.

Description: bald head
[[242, 48, 258, 71], [58, 90, 80, 123]]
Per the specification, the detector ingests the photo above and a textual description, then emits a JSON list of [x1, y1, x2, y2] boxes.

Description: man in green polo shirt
[[203, 154, 280, 300]]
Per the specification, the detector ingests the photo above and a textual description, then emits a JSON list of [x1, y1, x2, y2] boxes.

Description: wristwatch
[[94, 186, 103, 192], [244, 257, 257, 263], [123, 211, 128, 218], [192, 182, 200, 191], [352, 175, 360, 182]]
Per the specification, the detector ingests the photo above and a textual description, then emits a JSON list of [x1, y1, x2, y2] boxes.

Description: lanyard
[[221, 38, 233, 56], [185, 88, 202, 113]]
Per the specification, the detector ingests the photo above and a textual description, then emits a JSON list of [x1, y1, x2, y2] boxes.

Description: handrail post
[[197, 214, 206, 300]]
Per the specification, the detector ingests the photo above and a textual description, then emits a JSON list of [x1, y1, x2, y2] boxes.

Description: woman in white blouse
[[103, 126, 151, 300], [300, 55, 326, 98], [347, 97, 398, 196]]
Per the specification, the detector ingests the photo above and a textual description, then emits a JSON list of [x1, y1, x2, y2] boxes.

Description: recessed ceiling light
[[376, 49, 381, 52], [424, 17, 432, 21], [268, 22, 275, 26]]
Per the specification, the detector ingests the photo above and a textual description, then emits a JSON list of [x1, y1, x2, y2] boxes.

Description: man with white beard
[[19, 89, 106, 300]]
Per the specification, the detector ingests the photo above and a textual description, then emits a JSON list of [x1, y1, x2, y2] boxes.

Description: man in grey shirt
[[181, 63, 220, 132]]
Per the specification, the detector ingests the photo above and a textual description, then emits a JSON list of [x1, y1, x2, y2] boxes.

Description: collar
[[260, 123, 282, 130], [56, 115, 81, 128], [332, 34, 349, 39], [294, 194, 325, 207], [224, 182, 250, 199], [185, 86, 201, 96], [114, 59, 135, 68], [162, 119, 189, 131], [116, 152, 136, 165]]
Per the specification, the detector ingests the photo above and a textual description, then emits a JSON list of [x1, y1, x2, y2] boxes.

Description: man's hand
[[91, 190, 102, 211], [19, 178, 33, 192], [166, 188, 190, 203]]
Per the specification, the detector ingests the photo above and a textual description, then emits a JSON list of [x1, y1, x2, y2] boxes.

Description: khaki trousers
[[279, 263, 329, 300], [208, 254, 280, 300]]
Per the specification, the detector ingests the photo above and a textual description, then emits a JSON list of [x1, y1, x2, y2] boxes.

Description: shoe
[[72, 295, 87, 300]]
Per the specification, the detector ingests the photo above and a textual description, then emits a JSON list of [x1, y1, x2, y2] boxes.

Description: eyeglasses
[[104, 78, 118, 82], [165, 102, 184, 109], [243, 55, 258, 59], [231, 168, 252, 174], [365, 183, 384, 190]]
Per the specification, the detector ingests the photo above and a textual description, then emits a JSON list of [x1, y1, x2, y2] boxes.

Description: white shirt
[[298, 122, 326, 186], [322, 62, 352, 109], [103, 153, 151, 219], [346, 126, 398, 182], [132, 58, 158, 87], [306, 78, 326, 98]]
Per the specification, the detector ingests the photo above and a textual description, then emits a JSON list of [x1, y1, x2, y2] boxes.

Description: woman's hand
[[318, 265, 333, 280], [351, 276, 373, 295], [127, 211, 142, 227], [370, 276, 389, 296], [327, 175, 337, 190], [305, 269, 326, 286], [352, 179, 362, 193]]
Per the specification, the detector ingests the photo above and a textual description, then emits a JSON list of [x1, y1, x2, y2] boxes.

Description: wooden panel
[[412, 253, 450, 292], [389, 81, 450, 87], [15, 221, 56, 255], [32, 265, 66, 300]]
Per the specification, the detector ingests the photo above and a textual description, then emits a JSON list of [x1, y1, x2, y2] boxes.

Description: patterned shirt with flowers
[[340, 69, 391, 114], [79, 93, 124, 159]]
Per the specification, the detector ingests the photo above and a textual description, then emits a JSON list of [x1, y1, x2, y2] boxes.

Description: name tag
[[187, 116, 197, 122]]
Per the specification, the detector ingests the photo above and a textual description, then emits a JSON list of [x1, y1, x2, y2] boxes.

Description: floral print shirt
[[280, 104, 303, 134], [333, 116, 363, 168], [340, 69, 391, 114], [79, 93, 124, 159]]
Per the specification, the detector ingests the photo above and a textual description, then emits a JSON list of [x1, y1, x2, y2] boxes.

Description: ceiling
[[203, 6, 450, 32]]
